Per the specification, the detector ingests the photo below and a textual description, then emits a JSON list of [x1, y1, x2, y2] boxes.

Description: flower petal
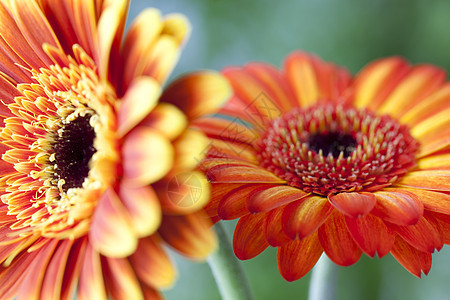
[[159, 211, 217, 259], [318, 211, 362, 266], [233, 213, 269, 260], [102, 257, 144, 300], [345, 214, 395, 258], [129, 236, 176, 289], [328, 192, 376, 218], [160, 72, 231, 120], [156, 171, 211, 215], [122, 127, 173, 185], [411, 108, 450, 143], [377, 65, 446, 117], [397, 170, 450, 191], [277, 232, 323, 281], [371, 189, 424, 226], [119, 184, 161, 237], [400, 83, 450, 126], [139, 103, 187, 140], [264, 206, 291, 247], [417, 153, 450, 170], [390, 237, 431, 277], [284, 51, 351, 107], [353, 57, 410, 110], [247, 185, 309, 213], [118, 76, 161, 136], [171, 128, 209, 173], [77, 243, 107, 300], [218, 184, 267, 220], [401, 188, 450, 215], [40, 239, 74, 300], [206, 165, 286, 184], [89, 189, 138, 258], [389, 214, 443, 253], [282, 195, 334, 240], [60, 238, 88, 300]]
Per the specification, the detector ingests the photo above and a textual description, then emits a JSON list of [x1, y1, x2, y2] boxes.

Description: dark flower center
[[52, 114, 96, 192], [308, 132, 357, 158], [256, 104, 419, 196]]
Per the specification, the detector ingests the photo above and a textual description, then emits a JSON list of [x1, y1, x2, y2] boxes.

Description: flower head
[[195, 52, 450, 281], [0, 0, 230, 298]]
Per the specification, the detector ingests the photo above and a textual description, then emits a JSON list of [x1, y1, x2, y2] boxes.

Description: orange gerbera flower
[[195, 51, 450, 281], [0, 1, 230, 299]]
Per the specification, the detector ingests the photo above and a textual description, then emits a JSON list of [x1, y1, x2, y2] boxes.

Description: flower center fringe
[[256, 104, 419, 196]]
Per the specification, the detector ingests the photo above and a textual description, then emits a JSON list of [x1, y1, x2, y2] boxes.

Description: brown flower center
[[52, 114, 97, 192], [256, 104, 419, 196]]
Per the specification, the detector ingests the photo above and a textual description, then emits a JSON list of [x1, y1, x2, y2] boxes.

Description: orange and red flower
[[0, 0, 230, 299], [195, 51, 450, 281]]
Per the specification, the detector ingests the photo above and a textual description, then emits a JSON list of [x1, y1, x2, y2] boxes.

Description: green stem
[[207, 222, 254, 300], [308, 254, 338, 300]]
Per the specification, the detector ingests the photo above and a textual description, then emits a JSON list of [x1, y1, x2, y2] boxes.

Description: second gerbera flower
[[195, 51, 450, 281]]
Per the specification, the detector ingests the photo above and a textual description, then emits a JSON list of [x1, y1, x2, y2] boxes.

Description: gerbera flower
[[0, 1, 229, 299], [195, 51, 450, 281]]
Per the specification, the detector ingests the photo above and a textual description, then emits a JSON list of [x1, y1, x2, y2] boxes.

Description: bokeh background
[[128, 1, 450, 299]]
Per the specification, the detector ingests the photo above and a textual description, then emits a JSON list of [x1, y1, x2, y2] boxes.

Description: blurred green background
[[128, 1, 450, 299]]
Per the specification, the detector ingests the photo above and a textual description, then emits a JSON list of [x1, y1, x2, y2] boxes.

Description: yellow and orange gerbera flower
[[0, 0, 230, 299], [195, 51, 450, 281]]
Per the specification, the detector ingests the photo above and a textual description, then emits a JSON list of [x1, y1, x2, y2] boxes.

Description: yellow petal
[[160, 71, 231, 120], [122, 127, 173, 185], [139, 102, 188, 140], [118, 76, 161, 136], [89, 189, 138, 257], [171, 128, 209, 173]]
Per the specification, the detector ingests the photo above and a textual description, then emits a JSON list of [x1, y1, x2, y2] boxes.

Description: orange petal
[[77, 243, 107, 300], [160, 72, 231, 120], [233, 213, 269, 260], [171, 129, 209, 173], [377, 65, 446, 117], [282, 195, 334, 239], [345, 214, 395, 258], [244, 63, 297, 110], [139, 103, 187, 140], [431, 212, 450, 244], [328, 192, 376, 218], [40, 239, 74, 300], [353, 57, 409, 110], [205, 183, 253, 218], [60, 238, 88, 300], [389, 214, 443, 253], [218, 184, 266, 220], [15, 239, 58, 300], [121, 8, 164, 89], [390, 237, 431, 277], [89, 189, 138, 257], [10, 0, 62, 65], [159, 211, 217, 259], [247, 185, 309, 213], [417, 153, 450, 170], [118, 77, 161, 136], [401, 188, 450, 215], [129, 236, 176, 289], [411, 107, 450, 142], [400, 83, 450, 126], [122, 127, 173, 185], [119, 183, 161, 237], [397, 170, 450, 191], [318, 211, 362, 266], [277, 232, 323, 281], [96, 0, 127, 79], [206, 165, 286, 184], [284, 51, 350, 107], [222, 67, 284, 127], [157, 171, 211, 215], [372, 189, 424, 226], [102, 257, 144, 300], [264, 206, 291, 247], [417, 135, 450, 158]]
